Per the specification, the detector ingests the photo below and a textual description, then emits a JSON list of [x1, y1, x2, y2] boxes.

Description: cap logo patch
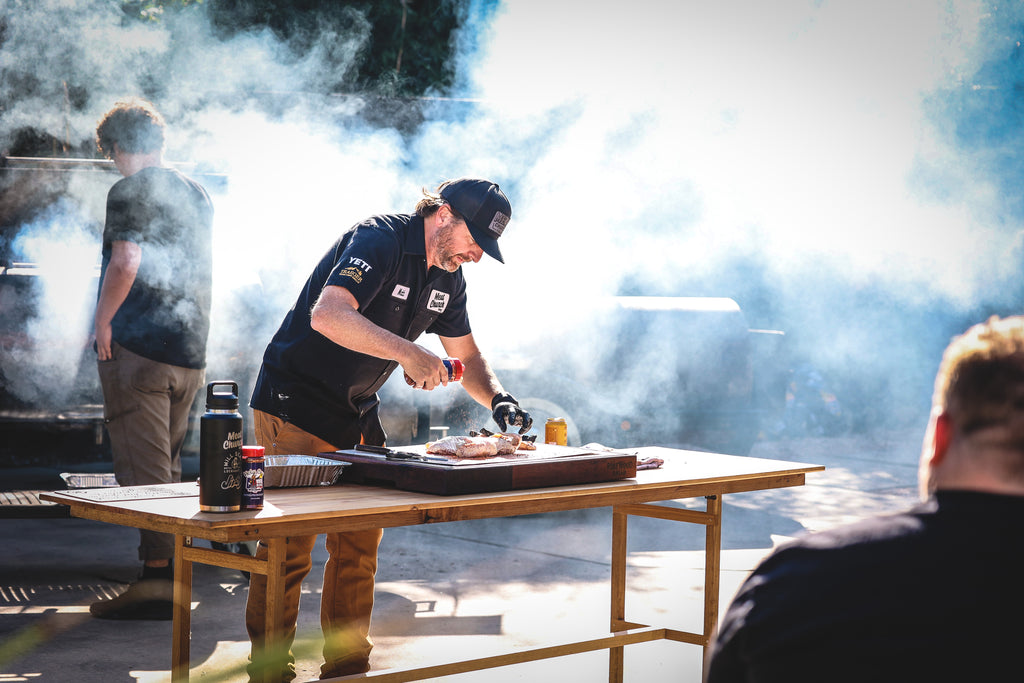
[[427, 289, 450, 314], [487, 212, 509, 238]]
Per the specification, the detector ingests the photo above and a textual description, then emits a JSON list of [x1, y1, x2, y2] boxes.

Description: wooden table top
[[40, 446, 824, 544]]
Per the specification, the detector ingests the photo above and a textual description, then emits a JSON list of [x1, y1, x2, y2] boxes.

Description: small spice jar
[[241, 445, 265, 511], [442, 358, 464, 382], [544, 417, 568, 446]]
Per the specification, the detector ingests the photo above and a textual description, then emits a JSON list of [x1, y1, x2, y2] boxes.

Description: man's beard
[[431, 220, 463, 272]]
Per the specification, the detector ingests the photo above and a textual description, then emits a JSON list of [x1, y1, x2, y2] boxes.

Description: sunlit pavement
[[0, 428, 923, 682]]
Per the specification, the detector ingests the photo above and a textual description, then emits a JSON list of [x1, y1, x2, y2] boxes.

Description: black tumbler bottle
[[199, 381, 243, 512]]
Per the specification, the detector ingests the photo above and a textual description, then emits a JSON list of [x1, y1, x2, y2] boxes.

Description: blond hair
[[933, 315, 1024, 467], [414, 180, 464, 221]]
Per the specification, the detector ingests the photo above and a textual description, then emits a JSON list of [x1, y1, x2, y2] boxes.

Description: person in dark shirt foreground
[[705, 314, 1024, 682]]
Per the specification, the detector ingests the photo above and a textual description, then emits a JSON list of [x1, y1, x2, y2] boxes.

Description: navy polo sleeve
[[324, 221, 401, 309]]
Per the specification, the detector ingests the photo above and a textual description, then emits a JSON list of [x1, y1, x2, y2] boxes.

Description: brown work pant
[[246, 410, 383, 682], [98, 342, 204, 562]]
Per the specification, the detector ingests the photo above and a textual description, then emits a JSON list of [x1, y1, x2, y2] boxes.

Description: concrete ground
[[0, 427, 924, 683]]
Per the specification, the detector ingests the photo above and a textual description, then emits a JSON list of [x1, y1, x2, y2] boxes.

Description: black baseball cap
[[440, 178, 512, 263]]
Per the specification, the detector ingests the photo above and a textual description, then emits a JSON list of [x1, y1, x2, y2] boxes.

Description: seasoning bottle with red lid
[[404, 357, 463, 387], [241, 445, 265, 511], [442, 358, 464, 381]]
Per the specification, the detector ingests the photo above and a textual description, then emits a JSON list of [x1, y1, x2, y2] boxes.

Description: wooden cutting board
[[322, 444, 637, 495]]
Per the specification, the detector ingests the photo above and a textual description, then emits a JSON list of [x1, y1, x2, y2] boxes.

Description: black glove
[[491, 393, 533, 434]]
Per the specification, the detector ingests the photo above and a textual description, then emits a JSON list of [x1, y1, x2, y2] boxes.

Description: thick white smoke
[[2, 0, 1021, 433], [461, 1, 1016, 305]]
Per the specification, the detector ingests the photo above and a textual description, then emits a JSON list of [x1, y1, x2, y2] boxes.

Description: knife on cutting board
[[353, 443, 453, 464]]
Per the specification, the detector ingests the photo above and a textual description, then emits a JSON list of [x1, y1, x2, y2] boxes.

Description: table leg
[[261, 538, 287, 683], [702, 495, 723, 677], [171, 535, 194, 683], [609, 496, 726, 681], [609, 509, 628, 683]]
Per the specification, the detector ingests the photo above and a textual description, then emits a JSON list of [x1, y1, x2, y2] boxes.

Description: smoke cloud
[[2, 0, 1022, 441]]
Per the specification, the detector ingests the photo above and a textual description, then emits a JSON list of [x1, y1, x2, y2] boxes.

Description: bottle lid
[[242, 445, 265, 458], [206, 381, 239, 409], [444, 358, 464, 382]]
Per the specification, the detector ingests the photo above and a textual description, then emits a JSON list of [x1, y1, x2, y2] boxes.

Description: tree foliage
[[203, 0, 462, 97], [0, 0, 468, 156]]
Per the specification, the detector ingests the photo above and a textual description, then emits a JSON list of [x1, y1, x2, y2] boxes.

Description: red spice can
[[241, 445, 265, 510], [442, 358, 464, 382]]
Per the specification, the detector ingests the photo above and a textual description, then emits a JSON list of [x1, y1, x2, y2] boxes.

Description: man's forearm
[[97, 241, 141, 326], [95, 276, 131, 327], [460, 352, 505, 408], [310, 289, 416, 363]]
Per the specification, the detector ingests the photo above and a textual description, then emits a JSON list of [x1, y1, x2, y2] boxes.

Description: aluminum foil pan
[[264, 455, 348, 488], [60, 472, 118, 489]]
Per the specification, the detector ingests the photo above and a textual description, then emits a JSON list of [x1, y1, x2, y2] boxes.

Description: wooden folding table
[[41, 445, 823, 682]]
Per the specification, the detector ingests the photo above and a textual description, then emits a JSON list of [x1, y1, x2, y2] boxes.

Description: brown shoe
[[320, 658, 370, 678], [90, 578, 174, 620]]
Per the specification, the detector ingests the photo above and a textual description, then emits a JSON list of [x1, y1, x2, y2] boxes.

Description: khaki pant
[[246, 410, 383, 682], [98, 342, 204, 562]]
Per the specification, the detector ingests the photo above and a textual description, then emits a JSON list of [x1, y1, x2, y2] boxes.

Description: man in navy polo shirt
[[246, 177, 532, 681]]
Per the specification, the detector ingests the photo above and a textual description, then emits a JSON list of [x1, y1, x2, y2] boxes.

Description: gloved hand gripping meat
[[491, 393, 533, 434]]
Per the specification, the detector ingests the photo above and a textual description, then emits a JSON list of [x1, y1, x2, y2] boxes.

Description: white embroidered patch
[[349, 256, 373, 272], [392, 284, 410, 301], [427, 289, 450, 314]]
